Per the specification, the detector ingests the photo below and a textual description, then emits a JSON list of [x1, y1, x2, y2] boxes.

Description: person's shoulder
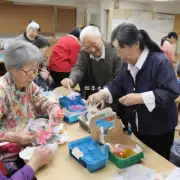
[[15, 34, 25, 40], [78, 49, 89, 59], [0, 73, 10, 95], [56, 35, 67, 43], [104, 41, 113, 49], [149, 52, 169, 63], [69, 37, 80, 47], [56, 35, 75, 46], [54, 36, 69, 48], [164, 40, 171, 46], [104, 41, 117, 55], [148, 52, 171, 69], [60, 35, 75, 42]]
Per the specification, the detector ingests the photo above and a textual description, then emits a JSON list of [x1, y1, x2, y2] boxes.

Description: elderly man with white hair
[[61, 25, 122, 101], [16, 20, 40, 42]]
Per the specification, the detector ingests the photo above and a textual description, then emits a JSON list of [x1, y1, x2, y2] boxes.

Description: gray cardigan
[[16, 33, 34, 43], [69, 41, 122, 89]]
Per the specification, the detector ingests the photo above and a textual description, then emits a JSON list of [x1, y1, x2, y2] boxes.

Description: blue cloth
[[34, 75, 52, 92], [107, 52, 179, 135]]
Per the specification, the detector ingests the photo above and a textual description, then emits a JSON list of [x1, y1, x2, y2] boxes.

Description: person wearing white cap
[[16, 20, 40, 43]]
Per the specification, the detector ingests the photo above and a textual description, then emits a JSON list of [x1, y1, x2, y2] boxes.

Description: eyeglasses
[[82, 45, 98, 53], [21, 67, 40, 77]]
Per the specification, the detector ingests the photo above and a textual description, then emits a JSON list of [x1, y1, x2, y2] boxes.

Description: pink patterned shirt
[[161, 40, 175, 63], [0, 73, 59, 132]]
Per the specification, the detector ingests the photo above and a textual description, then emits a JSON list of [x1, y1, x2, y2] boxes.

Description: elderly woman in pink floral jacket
[[0, 40, 63, 145]]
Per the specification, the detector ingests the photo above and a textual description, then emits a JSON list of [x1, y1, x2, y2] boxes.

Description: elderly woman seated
[[0, 40, 63, 145]]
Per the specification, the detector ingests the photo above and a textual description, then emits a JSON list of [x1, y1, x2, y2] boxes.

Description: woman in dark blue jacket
[[88, 23, 179, 160]]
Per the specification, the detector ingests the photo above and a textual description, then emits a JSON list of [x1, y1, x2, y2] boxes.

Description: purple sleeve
[[0, 171, 8, 180], [9, 165, 35, 180]]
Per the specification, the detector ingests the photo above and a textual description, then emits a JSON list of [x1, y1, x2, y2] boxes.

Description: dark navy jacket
[[107, 52, 179, 135]]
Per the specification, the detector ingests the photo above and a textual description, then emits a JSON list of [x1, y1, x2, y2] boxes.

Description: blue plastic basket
[[59, 95, 86, 123], [64, 115, 79, 123], [96, 119, 114, 132], [59, 95, 86, 112], [68, 136, 108, 172]]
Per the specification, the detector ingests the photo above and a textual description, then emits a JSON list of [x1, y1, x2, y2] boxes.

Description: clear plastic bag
[[166, 168, 180, 180], [25, 118, 70, 145], [111, 165, 158, 180], [59, 93, 87, 114]]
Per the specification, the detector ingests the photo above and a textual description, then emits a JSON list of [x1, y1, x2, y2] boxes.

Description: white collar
[[128, 48, 149, 71], [90, 44, 105, 61]]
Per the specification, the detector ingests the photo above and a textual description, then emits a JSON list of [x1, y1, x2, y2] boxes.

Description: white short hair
[[80, 26, 101, 43], [26, 21, 40, 31]]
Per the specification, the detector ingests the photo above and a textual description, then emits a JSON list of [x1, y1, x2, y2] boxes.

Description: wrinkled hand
[[40, 69, 49, 81], [18, 132, 36, 145], [49, 106, 65, 124], [4, 132, 35, 145], [28, 146, 52, 172], [119, 93, 143, 106], [96, 100, 105, 110], [61, 78, 75, 89], [87, 91, 106, 105]]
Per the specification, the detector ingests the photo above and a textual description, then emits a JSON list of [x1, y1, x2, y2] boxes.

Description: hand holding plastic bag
[[96, 100, 105, 110]]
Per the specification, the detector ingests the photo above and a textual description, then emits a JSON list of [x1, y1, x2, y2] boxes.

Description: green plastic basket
[[108, 150, 144, 169]]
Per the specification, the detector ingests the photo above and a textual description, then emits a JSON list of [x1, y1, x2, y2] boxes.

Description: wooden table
[[36, 123, 175, 180], [36, 87, 176, 179]]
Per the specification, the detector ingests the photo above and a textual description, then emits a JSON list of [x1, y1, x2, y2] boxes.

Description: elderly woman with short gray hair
[[0, 40, 63, 145]]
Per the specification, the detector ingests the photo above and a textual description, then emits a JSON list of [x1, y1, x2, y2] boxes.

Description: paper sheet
[[111, 12, 174, 46]]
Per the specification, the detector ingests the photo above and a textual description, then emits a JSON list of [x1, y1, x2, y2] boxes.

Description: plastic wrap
[[25, 118, 70, 145], [110, 165, 159, 180], [166, 168, 180, 180], [19, 143, 58, 161]]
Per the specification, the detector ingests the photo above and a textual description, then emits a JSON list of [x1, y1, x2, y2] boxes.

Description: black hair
[[69, 28, 81, 38], [89, 24, 100, 31], [161, 31, 178, 46], [111, 23, 163, 52]]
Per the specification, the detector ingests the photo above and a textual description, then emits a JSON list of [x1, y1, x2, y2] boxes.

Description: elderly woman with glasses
[[0, 40, 63, 145]]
